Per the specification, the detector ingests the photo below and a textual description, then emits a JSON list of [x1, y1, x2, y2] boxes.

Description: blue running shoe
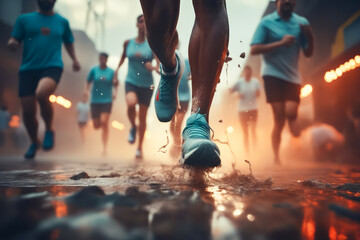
[[181, 113, 221, 168], [24, 143, 39, 159], [154, 51, 185, 122], [128, 126, 137, 144], [42, 130, 54, 151]]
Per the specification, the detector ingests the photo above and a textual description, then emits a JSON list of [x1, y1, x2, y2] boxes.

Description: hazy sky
[[55, 0, 270, 92]]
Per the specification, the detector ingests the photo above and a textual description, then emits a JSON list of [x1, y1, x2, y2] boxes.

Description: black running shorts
[[125, 82, 154, 107], [91, 103, 112, 119], [263, 75, 301, 103], [18, 67, 63, 97]]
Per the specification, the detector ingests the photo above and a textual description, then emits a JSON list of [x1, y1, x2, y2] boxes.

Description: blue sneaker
[[128, 126, 137, 144], [181, 113, 221, 168], [155, 51, 185, 122], [42, 130, 54, 151], [24, 143, 39, 159]]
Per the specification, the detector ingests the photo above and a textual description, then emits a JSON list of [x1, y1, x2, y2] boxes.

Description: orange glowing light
[[233, 209, 243, 217], [226, 126, 234, 134], [300, 84, 313, 99], [49, 95, 57, 103], [355, 55, 360, 65], [302, 207, 315, 240], [52, 200, 68, 218], [329, 226, 337, 240], [49, 95, 72, 108], [335, 68, 342, 77], [217, 205, 226, 212], [112, 120, 125, 131], [324, 72, 333, 83], [9, 115, 20, 128], [324, 54, 360, 83], [345, 62, 351, 71], [349, 59, 356, 69], [247, 214, 255, 222]]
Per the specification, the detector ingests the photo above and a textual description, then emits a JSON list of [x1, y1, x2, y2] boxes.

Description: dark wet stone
[[302, 179, 332, 188], [0, 192, 52, 238], [336, 183, 360, 192], [152, 194, 213, 240], [336, 192, 360, 202], [125, 187, 151, 204], [66, 186, 105, 208], [70, 172, 90, 180], [99, 172, 121, 178], [149, 183, 161, 189], [240, 52, 246, 58], [113, 207, 149, 229], [36, 212, 128, 240], [113, 194, 139, 208], [125, 186, 140, 195], [328, 203, 360, 222]]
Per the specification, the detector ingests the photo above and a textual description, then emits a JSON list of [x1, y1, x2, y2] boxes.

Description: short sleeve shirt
[[87, 66, 115, 104], [232, 78, 261, 112], [11, 12, 74, 71], [251, 11, 309, 84], [76, 102, 90, 123], [125, 39, 154, 88]]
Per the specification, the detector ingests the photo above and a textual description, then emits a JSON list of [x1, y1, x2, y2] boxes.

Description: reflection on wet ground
[[0, 159, 360, 240]]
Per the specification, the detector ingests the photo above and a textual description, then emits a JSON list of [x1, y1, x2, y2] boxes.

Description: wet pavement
[[0, 157, 360, 240]]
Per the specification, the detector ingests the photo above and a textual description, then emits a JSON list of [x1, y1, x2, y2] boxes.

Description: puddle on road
[[0, 162, 360, 240]]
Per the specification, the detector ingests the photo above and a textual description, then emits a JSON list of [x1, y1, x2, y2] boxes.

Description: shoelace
[[183, 111, 211, 139], [159, 77, 177, 102]]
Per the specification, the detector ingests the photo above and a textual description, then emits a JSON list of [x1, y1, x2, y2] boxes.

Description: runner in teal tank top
[[115, 15, 159, 160], [85, 52, 118, 156]]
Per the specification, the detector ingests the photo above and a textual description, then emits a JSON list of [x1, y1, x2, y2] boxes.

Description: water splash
[[158, 130, 169, 153]]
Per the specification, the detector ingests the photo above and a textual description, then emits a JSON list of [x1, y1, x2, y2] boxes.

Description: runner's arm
[[116, 40, 129, 72], [64, 43, 81, 71], [300, 24, 314, 58], [251, 35, 295, 55], [113, 72, 119, 100]]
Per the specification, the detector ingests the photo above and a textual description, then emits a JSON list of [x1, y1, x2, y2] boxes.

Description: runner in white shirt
[[230, 66, 261, 153], [76, 94, 90, 143]]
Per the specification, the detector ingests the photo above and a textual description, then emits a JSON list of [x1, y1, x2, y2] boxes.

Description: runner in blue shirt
[[85, 52, 117, 156], [250, 0, 314, 164], [115, 15, 159, 160], [7, 0, 81, 159]]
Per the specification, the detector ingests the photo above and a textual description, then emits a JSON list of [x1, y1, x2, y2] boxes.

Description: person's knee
[[93, 120, 101, 129], [127, 101, 137, 109], [286, 111, 298, 122], [35, 91, 50, 103], [101, 120, 108, 129]]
